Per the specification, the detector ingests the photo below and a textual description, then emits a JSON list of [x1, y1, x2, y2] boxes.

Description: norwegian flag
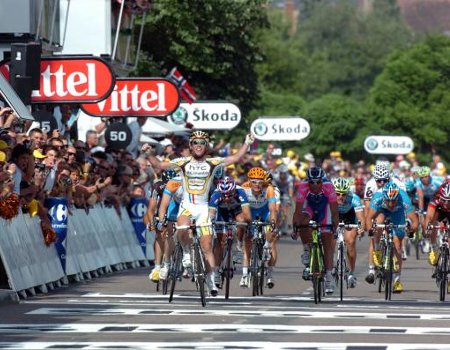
[[167, 67, 197, 104]]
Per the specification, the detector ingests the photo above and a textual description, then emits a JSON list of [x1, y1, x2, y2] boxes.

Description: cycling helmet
[[248, 167, 266, 180], [383, 182, 400, 201], [417, 166, 431, 178], [332, 177, 351, 194], [307, 167, 325, 182], [372, 164, 390, 180], [277, 164, 288, 173], [217, 176, 236, 197], [439, 182, 450, 201], [162, 169, 177, 183], [264, 171, 273, 184], [411, 166, 420, 175], [189, 130, 210, 143]]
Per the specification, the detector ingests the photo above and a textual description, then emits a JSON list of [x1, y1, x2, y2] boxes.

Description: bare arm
[[417, 188, 424, 212], [292, 201, 304, 226], [365, 207, 378, 232], [223, 134, 254, 166], [144, 198, 157, 227], [407, 211, 419, 232], [158, 193, 171, 222]]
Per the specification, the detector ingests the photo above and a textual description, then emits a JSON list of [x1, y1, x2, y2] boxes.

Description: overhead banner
[[81, 78, 180, 117], [364, 136, 414, 155], [0, 56, 115, 104], [250, 117, 310, 141], [168, 102, 241, 130]]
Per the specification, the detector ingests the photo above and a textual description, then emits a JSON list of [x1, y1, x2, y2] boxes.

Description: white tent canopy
[[139, 134, 159, 144], [141, 117, 188, 135]]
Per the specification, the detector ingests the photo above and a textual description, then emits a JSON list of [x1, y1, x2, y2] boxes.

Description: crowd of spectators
[[1, 105, 448, 245]]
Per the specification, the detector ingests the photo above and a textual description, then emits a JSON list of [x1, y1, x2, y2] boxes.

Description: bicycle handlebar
[[175, 223, 212, 230], [372, 223, 407, 229], [337, 222, 361, 229], [214, 221, 248, 227]]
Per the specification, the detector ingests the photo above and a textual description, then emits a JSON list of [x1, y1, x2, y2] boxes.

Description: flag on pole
[[167, 67, 197, 104]]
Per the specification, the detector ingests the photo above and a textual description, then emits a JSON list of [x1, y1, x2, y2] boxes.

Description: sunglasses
[[67, 152, 76, 156], [336, 192, 347, 197], [191, 139, 207, 146], [376, 178, 389, 184], [250, 179, 263, 184], [309, 180, 322, 185]]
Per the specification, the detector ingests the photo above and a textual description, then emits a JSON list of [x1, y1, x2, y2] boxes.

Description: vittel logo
[[364, 136, 414, 155], [250, 117, 311, 141], [0, 57, 115, 103], [81, 78, 180, 117], [168, 102, 241, 130]]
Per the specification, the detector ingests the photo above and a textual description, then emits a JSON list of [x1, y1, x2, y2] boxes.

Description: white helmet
[[372, 164, 390, 180]]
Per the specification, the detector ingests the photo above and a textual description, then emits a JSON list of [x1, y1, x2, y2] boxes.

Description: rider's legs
[[344, 228, 358, 274]]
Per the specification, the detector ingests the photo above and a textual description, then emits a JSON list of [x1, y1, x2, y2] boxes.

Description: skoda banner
[[364, 136, 414, 155], [45, 197, 69, 272], [167, 102, 241, 130], [127, 198, 148, 256], [250, 117, 310, 141]]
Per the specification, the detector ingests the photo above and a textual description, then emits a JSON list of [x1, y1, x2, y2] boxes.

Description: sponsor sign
[[44, 197, 69, 273], [167, 102, 241, 130], [250, 117, 310, 141], [364, 136, 414, 155], [127, 198, 148, 256], [0, 56, 115, 103], [81, 78, 180, 117]]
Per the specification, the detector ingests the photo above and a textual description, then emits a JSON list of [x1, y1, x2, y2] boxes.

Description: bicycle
[[409, 210, 424, 260], [175, 220, 211, 307], [214, 220, 248, 300], [372, 220, 407, 301], [248, 218, 271, 297], [334, 222, 360, 301], [294, 221, 331, 304], [427, 222, 450, 301]]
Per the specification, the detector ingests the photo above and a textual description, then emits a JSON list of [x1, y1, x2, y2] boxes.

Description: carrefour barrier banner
[[45, 197, 69, 272], [127, 198, 148, 255]]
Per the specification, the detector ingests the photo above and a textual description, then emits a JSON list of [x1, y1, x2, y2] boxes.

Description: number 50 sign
[[105, 123, 132, 149]]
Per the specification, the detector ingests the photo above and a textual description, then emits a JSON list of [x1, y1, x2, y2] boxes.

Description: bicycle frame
[[249, 219, 269, 297], [428, 222, 450, 301]]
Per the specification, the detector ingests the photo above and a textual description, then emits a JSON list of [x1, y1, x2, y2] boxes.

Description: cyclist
[[331, 177, 365, 288], [209, 176, 251, 287], [292, 167, 339, 295], [415, 166, 444, 214], [144, 169, 178, 282], [241, 167, 279, 289], [423, 181, 450, 266], [366, 182, 418, 293], [364, 163, 406, 284], [265, 171, 282, 228], [153, 130, 255, 297], [273, 164, 294, 235]]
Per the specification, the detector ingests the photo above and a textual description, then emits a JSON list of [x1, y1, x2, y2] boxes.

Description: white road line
[[25, 307, 450, 320], [0, 342, 449, 350], [1, 323, 450, 335]]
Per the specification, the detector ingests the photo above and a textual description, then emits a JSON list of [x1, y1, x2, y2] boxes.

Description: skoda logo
[[253, 122, 268, 136], [169, 106, 188, 125], [366, 138, 378, 151]]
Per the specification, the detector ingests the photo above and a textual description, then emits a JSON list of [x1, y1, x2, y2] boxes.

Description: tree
[[368, 35, 450, 160], [137, 0, 269, 114]]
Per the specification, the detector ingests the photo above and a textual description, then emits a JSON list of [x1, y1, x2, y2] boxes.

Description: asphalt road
[[1, 235, 450, 349]]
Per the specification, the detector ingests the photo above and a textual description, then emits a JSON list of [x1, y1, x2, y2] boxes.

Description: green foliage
[[368, 35, 450, 159], [137, 0, 269, 114]]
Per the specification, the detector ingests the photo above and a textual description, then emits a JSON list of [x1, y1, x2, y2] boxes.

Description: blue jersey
[[415, 176, 444, 199], [337, 192, 363, 215], [208, 186, 249, 212]]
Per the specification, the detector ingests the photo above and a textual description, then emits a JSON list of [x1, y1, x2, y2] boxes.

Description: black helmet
[[307, 167, 325, 182]]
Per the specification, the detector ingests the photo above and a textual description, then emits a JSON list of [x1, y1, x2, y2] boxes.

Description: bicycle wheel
[[384, 244, 393, 301], [224, 239, 233, 300], [251, 240, 260, 297], [169, 244, 182, 303], [377, 243, 386, 294], [194, 243, 207, 307], [258, 242, 264, 296], [338, 243, 344, 301], [414, 230, 421, 260], [439, 248, 448, 302]]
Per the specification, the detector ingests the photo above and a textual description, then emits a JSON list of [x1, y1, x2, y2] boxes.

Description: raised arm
[[223, 134, 254, 166]]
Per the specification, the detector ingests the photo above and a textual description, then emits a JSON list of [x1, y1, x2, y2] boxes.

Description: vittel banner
[[0, 56, 115, 103], [167, 102, 241, 130], [81, 78, 180, 117], [250, 117, 311, 141], [364, 136, 414, 155]]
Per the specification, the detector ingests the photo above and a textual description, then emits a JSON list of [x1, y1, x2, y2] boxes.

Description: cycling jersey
[[370, 189, 413, 238], [338, 192, 364, 214], [163, 179, 182, 222], [296, 181, 337, 226], [209, 185, 249, 222], [241, 181, 277, 221], [364, 177, 406, 201], [170, 156, 225, 205], [415, 176, 444, 199]]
